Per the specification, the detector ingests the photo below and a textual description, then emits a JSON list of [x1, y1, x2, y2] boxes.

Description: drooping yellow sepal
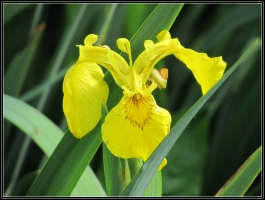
[[102, 94, 171, 170], [63, 62, 109, 138], [155, 30, 227, 95], [174, 46, 227, 95]]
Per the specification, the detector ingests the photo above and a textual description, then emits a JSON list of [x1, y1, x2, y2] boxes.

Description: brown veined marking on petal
[[124, 94, 152, 130], [145, 79, 152, 88]]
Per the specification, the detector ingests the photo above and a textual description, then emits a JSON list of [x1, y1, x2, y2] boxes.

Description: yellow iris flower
[[63, 30, 226, 170]]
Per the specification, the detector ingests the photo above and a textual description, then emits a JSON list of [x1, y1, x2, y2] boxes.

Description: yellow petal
[[123, 68, 157, 98], [144, 40, 154, 58], [117, 38, 132, 67], [102, 94, 171, 170], [174, 46, 227, 95], [134, 38, 178, 82], [78, 45, 130, 87], [63, 62, 109, 138], [139, 40, 154, 77], [156, 30, 171, 41], [84, 34, 98, 46]]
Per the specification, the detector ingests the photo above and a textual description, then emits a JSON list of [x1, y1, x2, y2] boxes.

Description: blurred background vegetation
[[4, 3, 261, 196]]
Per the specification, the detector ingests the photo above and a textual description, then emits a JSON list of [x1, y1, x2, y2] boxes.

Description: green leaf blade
[[130, 3, 184, 59], [26, 128, 102, 196], [215, 146, 261, 196], [143, 171, 162, 196], [4, 94, 106, 196], [4, 94, 63, 156], [4, 4, 32, 23], [4, 23, 45, 97]]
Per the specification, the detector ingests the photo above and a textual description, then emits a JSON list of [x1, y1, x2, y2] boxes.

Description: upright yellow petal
[[63, 62, 109, 138], [102, 94, 171, 170], [174, 45, 227, 95], [117, 38, 133, 67], [133, 38, 178, 82], [84, 34, 98, 46], [156, 30, 171, 41]]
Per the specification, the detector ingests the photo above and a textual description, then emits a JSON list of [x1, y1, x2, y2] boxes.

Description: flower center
[[124, 94, 153, 130]]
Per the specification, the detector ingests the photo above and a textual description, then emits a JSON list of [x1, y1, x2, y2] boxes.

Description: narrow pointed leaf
[[215, 146, 261, 196], [4, 94, 63, 156], [3, 94, 106, 196], [4, 23, 45, 97], [4, 4, 32, 23], [143, 171, 162, 196], [130, 3, 183, 59]]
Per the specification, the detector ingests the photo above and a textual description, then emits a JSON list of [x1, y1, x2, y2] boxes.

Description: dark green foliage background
[[4, 3, 261, 196]]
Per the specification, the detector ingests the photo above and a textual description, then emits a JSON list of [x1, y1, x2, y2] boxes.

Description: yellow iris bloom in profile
[[63, 30, 226, 170]]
